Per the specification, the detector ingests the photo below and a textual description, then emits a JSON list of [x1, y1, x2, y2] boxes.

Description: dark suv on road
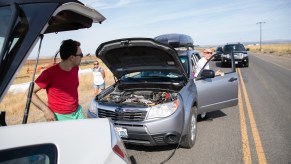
[[220, 43, 249, 67]]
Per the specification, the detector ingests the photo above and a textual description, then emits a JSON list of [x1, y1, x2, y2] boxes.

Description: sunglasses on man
[[74, 53, 83, 58]]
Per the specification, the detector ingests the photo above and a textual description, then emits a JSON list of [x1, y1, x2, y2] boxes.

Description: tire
[[245, 62, 249, 67], [221, 62, 225, 67], [180, 106, 197, 149]]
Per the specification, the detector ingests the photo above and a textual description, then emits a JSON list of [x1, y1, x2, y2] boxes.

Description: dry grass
[[245, 44, 291, 56], [246, 43, 291, 53], [0, 58, 114, 125], [14, 56, 97, 84]]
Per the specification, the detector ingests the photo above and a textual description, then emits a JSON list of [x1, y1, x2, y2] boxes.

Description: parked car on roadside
[[221, 43, 249, 67], [0, 0, 131, 163], [213, 46, 223, 61], [88, 34, 238, 149]]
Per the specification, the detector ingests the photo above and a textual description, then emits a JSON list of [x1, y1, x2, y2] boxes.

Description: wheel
[[244, 62, 249, 67], [180, 106, 197, 149], [221, 62, 225, 67]]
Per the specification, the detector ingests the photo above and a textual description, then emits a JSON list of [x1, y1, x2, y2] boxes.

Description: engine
[[100, 90, 178, 106]]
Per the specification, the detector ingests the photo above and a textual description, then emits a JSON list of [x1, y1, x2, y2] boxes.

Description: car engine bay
[[99, 90, 178, 106]]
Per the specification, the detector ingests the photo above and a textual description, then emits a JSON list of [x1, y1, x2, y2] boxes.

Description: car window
[[216, 47, 223, 52], [195, 54, 234, 79], [0, 6, 11, 54], [191, 54, 199, 77], [0, 144, 57, 164], [179, 56, 189, 75], [208, 55, 234, 75], [0, 5, 28, 62]]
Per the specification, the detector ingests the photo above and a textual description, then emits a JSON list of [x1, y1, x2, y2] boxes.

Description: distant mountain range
[[200, 39, 291, 48], [242, 39, 291, 45]]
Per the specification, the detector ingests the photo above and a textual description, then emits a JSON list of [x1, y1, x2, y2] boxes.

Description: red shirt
[[35, 64, 79, 114]]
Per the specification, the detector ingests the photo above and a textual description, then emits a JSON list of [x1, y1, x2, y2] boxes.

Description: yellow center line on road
[[238, 68, 267, 164], [238, 75, 252, 164]]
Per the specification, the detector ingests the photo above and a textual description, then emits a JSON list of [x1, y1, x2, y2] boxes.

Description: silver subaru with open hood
[[89, 38, 199, 148], [88, 35, 238, 149]]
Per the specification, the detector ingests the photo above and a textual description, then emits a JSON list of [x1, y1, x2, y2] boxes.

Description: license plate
[[115, 127, 128, 138], [235, 61, 238, 64]]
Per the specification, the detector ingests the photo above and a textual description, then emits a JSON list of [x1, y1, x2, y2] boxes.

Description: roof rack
[[154, 33, 194, 49]]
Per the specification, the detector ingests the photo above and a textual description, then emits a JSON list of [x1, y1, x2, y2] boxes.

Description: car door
[[194, 53, 238, 114]]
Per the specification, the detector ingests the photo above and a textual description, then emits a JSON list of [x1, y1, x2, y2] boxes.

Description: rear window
[[0, 143, 57, 164], [0, 6, 12, 56]]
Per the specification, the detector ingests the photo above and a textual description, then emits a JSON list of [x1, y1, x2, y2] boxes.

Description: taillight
[[112, 144, 125, 159]]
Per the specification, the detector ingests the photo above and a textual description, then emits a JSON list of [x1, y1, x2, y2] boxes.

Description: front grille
[[98, 108, 147, 121], [234, 53, 243, 59]]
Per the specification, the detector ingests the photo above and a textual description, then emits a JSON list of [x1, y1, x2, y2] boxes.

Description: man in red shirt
[[32, 39, 84, 121]]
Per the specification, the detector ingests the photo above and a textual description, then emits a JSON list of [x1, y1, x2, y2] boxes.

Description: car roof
[[225, 43, 245, 46]]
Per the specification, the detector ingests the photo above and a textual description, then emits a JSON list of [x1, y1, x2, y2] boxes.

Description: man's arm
[[31, 84, 56, 121]]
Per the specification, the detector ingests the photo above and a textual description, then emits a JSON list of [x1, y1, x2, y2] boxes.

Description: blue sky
[[33, 0, 291, 57]]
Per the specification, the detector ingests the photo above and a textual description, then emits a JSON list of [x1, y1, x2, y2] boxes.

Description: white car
[[0, 119, 130, 163], [0, 0, 131, 163]]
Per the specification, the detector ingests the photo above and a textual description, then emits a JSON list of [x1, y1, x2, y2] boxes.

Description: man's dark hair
[[60, 39, 81, 60]]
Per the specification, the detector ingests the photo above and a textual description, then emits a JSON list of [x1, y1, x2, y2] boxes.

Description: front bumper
[[87, 105, 184, 146], [221, 56, 248, 64]]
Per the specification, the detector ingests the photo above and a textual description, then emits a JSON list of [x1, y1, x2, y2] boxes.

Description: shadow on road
[[125, 144, 177, 152], [198, 110, 227, 122]]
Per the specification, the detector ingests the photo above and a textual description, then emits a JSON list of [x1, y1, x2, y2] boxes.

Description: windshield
[[224, 44, 246, 53], [121, 70, 184, 82]]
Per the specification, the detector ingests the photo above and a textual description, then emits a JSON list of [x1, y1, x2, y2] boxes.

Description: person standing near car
[[31, 39, 84, 121], [92, 60, 106, 96], [194, 48, 213, 77]]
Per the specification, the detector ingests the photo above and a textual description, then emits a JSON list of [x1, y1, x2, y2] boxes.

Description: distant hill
[[243, 39, 291, 45], [199, 39, 291, 48]]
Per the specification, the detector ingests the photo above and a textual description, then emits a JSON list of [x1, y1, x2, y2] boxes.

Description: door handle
[[228, 77, 237, 82]]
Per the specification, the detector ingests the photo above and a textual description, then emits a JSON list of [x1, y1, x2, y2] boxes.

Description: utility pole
[[256, 22, 266, 52]]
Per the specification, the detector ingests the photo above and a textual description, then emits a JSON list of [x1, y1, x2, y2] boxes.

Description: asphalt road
[[125, 53, 291, 164]]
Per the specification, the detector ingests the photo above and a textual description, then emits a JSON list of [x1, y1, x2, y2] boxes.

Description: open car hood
[[0, 0, 105, 101], [95, 38, 188, 80]]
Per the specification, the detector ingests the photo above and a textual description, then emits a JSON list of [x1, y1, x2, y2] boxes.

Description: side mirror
[[200, 69, 215, 78], [246, 48, 250, 51]]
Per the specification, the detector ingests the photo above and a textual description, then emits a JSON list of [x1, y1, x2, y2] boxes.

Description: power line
[[256, 22, 266, 51]]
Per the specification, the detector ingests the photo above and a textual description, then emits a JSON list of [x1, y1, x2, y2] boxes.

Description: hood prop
[[22, 34, 44, 124]]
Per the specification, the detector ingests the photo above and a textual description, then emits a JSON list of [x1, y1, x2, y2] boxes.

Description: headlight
[[147, 100, 179, 119], [243, 53, 248, 57], [88, 100, 98, 116]]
